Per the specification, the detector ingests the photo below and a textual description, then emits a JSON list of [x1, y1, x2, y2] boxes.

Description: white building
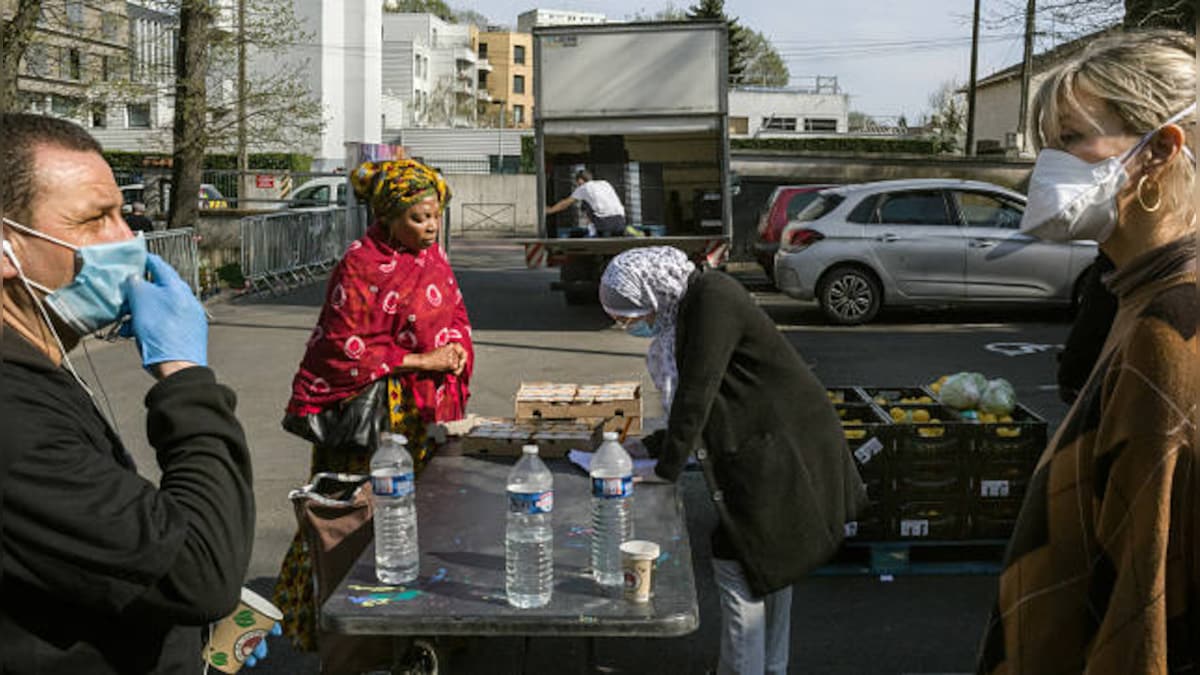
[[969, 31, 1108, 156], [728, 81, 850, 138], [381, 13, 490, 128], [516, 8, 606, 33], [284, 0, 383, 170]]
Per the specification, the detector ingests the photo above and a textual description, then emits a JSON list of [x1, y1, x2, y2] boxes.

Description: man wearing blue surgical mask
[[0, 114, 258, 674]]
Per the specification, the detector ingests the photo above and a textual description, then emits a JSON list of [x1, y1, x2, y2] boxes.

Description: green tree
[[384, 0, 455, 22], [629, 4, 688, 21], [924, 80, 967, 154], [738, 29, 788, 86], [848, 111, 877, 132], [453, 8, 491, 27], [687, 0, 749, 83]]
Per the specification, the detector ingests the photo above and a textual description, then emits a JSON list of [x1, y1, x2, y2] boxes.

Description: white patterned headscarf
[[600, 247, 696, 413]]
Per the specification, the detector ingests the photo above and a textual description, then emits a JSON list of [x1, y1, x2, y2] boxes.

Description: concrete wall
[[444, 173, 537, 236]]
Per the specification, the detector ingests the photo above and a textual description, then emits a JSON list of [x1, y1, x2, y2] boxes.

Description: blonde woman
[[978, 30, 1199, 674]]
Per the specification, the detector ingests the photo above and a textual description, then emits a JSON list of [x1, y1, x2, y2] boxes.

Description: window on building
[[729, 116, 749, 135], [67, 48, 82, 80], [51, 95, 82, 118], [514, 104, 525, 125], [804, 118, 838, 132], [127, 102, 151, 128], [102, 55, 112, 81], [92, 103, 107, 128], [66, 0, 84, 28], [513, 45, 526, 65], [513, 74, 525, 95], [478, 71, 488, 89], [762, 116, 797, 131], [102, 12, 121, 41], [478, 42, 488, 59], [24, 44, 49, 78]]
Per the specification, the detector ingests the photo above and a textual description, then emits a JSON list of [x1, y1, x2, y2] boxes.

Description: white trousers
[[712, 558, 793, 675]]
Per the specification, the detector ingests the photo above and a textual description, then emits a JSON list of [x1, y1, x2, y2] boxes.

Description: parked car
[[754, 184, 835, 281], [119, 182, 227, 212], [287, 176, 347, 209], [773, 178, 1098, 325]]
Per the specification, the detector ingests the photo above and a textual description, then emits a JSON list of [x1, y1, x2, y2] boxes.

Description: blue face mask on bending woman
[[625, 317, 660, 338]]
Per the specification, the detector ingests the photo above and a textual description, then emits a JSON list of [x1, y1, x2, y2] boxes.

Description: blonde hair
[[1031, 30, 1196, 221]]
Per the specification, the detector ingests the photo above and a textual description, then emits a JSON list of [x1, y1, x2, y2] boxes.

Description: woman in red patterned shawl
[[274, 158, 474, 653]]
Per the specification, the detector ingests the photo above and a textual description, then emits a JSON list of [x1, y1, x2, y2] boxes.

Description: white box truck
[[521, 21, 732, 304]]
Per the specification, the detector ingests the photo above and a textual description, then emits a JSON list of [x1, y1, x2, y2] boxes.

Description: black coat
[[652, 271, 866, 596], [1057, 253, 1118, 403], [0, 330, 255, 674]]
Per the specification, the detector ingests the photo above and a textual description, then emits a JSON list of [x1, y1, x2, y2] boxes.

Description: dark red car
[[754, 184, 835, 281]]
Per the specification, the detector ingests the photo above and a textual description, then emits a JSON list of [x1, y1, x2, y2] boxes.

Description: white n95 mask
[[1020, 103, 1197, 243]]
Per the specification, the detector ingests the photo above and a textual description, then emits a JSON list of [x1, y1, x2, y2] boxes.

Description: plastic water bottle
[[371, 432, 419, 584], [506, 444, 554, 608], [590, 431, 633, 586]]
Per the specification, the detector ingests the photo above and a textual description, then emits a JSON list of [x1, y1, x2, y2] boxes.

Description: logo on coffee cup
[[624, 570, 638, 590], [234, 629, 268, 663]]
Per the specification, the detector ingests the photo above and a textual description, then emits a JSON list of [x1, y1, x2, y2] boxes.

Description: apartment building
[[476, 30, 532, 128], [8, 0, 129, 129], [382, 12, 490, 128]]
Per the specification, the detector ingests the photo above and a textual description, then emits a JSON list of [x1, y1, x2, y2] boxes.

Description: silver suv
[[772, 178, 1098, 325]]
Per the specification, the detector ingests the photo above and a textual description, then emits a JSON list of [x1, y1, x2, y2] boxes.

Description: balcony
[[476, 58, 493, 73]]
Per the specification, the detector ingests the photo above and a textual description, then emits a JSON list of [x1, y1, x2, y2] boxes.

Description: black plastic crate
[[862, 387, 937, 408], [971, 497, 1026, 539], [973, 460, 1035, 502], [974, 403, 1048, 459], [894, 465, 971, 502], [837, 403, 890, 502], [843, 500, 891, 541], [876, 403, 972, 463], [894, 500, 969, 540], [827, 387, 867, 405]]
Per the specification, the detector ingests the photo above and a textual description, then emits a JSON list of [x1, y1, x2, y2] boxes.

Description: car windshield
[[794, 193, 845, 223]]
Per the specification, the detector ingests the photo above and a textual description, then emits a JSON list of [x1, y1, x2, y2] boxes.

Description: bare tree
[[984, 0, 1192, 41], [0, 0, 42, 113], [168, 0, 213, 230], [925, 80, 968, 154]]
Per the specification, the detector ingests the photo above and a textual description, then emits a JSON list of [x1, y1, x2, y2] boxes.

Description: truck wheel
[[818, 265, 881, 325]]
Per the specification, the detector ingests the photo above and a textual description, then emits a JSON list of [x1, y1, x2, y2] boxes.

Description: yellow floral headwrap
[[350, 159, 451, 221]]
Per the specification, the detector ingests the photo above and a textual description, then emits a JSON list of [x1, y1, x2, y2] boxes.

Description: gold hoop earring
[[1137, 175, 1162, 213]]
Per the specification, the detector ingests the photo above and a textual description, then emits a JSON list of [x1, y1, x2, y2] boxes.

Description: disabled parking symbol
[[985, 342, 1063, 357]]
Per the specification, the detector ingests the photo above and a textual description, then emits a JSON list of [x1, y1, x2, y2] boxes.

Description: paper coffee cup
[[203, 587, 283, 673], [620, 540, 660, 603]]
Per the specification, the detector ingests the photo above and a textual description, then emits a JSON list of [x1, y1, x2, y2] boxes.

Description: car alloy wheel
[[820, 266, 881, 325]]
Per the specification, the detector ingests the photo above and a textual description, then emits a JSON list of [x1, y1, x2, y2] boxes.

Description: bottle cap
[[522, 444, 539, 455], [602, 431, 618, 441]]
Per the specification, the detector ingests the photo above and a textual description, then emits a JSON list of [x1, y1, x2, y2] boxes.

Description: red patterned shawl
[[286, 225, 473, 423]]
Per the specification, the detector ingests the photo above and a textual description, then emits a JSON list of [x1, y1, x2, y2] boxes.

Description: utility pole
[[965, 0, 981, 156], [1016, 0, 1036, 155], [236, 0, 247, 205]]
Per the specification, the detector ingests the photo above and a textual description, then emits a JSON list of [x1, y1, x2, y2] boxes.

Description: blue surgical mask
[[3, 217, 147, 335], [626, 317, 660, 338]]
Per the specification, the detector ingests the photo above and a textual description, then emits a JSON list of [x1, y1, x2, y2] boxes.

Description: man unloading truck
[[545, 169, 627, 237]]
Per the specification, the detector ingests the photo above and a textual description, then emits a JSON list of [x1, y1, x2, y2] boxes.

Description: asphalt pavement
[[75, 239, 1075, 674]]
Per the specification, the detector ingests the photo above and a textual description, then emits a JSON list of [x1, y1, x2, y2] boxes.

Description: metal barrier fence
[[145, 228, 201, 296], [239, 207, 368, 294]]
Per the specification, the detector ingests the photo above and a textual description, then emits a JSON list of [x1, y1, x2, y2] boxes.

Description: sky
[[453, 0, 1121, 121]]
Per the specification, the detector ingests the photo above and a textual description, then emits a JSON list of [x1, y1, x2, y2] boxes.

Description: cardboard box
[[514, 381, 642, 435], [459, 418, 603, 459]]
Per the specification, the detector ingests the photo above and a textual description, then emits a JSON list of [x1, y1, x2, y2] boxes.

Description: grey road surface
[[72, 240, 1073, 674]]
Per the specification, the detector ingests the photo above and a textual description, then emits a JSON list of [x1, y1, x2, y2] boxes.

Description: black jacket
[[1057, 253, 1118, 403], [0, 330, 255, 674], [652, 271, 866, 596]]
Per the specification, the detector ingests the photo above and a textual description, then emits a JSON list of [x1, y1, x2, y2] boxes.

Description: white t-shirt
[[571, 180, 625, 218]]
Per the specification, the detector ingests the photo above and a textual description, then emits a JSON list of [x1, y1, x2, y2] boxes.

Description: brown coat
[[978, 239, 1200, 674]]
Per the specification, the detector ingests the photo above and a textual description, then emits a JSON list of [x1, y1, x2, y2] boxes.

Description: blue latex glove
[[244, 622, 283, 668], [122, 254, 208, 369]]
